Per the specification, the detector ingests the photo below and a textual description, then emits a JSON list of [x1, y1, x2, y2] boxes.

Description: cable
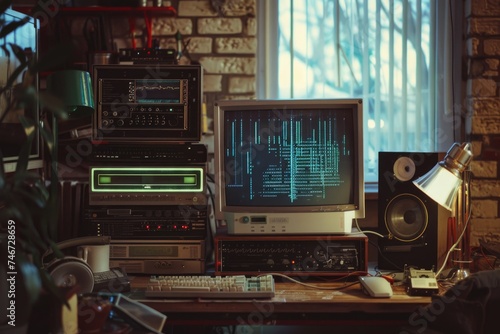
[[353, 218, 385, 238], [436, 204, 472, 279], [260, 272, 366, 291]]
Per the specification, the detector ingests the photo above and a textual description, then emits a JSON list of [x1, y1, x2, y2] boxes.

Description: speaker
[[378, 152, 449, 271]]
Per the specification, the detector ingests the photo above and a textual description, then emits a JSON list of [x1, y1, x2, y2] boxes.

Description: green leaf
[[0, 148, 5, 188], [38, 90, 69, 121], [17, 253, 42, 305], [0, 1, 13, 17]]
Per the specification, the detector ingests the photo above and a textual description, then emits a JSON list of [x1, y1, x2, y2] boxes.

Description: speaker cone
[[385, 194, 428, 241]]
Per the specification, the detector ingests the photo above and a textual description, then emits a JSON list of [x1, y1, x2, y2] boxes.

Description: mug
[[77, 244, 110, 273]]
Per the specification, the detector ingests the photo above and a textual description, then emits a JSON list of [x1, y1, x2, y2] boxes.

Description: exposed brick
[[471, 160, 497, 178], [471, 179, 500, 197], [468, 18, 500, 35], [472, 116, 500, 135], [471, 141, 483, 158], [198, 18, 243, 34], [178, 1, 217, 17], [469, 0, 500, 16], [469, 218, 500, 247], [158, 37, 177, 50], [215, 37, 257, 54], [152, 17, 193, 35], [247, 18, 257, 36], [485, 58, 500, 71], [216, 94, 256, 100], [469, 59, 487, 77], [199, 57, 256, 74], [228, 76, 255, 93], [203, 75, 223, 92], [467, 78, 497, 97], [221, 0, 256, 16], [466, 38, 480, 57], [484, 39, 500, 56], [467, 0, 500, 239], [471, 98, 500, 116], [472, 199, 498, 218], [185, 37, 213, 54]]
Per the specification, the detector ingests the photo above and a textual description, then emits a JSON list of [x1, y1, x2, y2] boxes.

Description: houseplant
[[0, 1, 77, 330]]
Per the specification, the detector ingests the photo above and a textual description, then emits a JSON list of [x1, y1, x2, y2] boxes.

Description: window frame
[[256, 0, 465, 185]]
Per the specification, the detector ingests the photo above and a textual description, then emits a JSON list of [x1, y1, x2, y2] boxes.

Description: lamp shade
[[46, 70, 95, 119], [412, 142, 472, 211]]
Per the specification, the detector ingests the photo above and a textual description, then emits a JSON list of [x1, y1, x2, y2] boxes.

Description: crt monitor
[[214, 99, 365, 235]]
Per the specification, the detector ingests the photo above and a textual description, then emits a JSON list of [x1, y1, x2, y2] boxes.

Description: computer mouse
[[358, 276, 393, 298]]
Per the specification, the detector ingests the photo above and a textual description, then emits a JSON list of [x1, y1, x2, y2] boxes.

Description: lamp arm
[[436, 213, 471, 278], [436, 172, 472, 279]]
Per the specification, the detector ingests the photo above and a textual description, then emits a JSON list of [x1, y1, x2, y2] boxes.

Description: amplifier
[[90, 143, 207, 163], [89, 166, 206, 206], [83, 205, 208, 239], [92, 64, 202, 143], [215, 234, 368, 276], [109, 239, 205, 274]]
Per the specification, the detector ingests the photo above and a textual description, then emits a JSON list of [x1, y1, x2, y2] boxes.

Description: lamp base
[[450, 268, 470, 283]]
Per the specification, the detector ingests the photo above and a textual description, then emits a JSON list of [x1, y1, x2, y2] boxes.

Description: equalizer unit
[[215, 233, 368, 276]]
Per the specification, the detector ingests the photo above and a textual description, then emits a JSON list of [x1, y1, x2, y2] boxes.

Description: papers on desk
[[104, 293, 167, 333]]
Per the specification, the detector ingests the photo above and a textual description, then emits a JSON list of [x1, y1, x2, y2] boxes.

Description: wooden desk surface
[[128, 275, 431, 321]]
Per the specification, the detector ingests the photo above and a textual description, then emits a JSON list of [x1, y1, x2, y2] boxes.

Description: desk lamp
[[46, 70, 95, 119], [45, 70, 94, 239], [412, 142, 473, 281], [46, 69, 94, 166]]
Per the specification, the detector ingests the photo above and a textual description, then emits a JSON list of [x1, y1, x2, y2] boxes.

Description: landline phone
[[43, 236, 130, 294]]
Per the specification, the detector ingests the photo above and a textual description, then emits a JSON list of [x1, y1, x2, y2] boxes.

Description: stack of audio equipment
[[82, 63, 208, 275]]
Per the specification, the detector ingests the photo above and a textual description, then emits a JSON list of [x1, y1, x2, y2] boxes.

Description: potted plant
[[0, 2, 76, 331]]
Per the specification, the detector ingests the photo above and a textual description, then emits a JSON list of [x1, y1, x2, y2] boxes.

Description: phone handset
[[58, 235, 111, 251]]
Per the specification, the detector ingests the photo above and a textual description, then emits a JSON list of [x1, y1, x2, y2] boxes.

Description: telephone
[[43, 236, 130, 294]]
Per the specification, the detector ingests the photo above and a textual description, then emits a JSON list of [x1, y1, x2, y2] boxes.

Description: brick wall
[[465, 0, 500, 246], [23, 0, 257, 132], [159, 0, 257, 116], [115, 0, 258, 132]]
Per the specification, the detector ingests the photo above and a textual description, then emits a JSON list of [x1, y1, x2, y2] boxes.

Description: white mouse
[[358, 276, 393, 298]]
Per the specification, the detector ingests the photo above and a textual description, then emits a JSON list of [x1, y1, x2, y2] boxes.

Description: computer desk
[[128, 275, 433, 330]]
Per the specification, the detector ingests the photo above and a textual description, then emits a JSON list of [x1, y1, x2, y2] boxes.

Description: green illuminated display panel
[[91, 167, 204, 192]]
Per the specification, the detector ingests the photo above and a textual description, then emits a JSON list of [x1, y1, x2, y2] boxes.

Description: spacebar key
[[171, 286, 211, 291]]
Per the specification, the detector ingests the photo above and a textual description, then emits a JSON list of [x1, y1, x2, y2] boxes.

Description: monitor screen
[[214, 99, 365, 235]]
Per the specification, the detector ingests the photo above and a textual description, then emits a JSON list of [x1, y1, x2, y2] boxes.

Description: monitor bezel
[[213, 98, 365, 221]]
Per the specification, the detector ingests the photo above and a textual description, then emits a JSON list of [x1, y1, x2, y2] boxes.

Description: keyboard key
[[145, 274, 275, 299]]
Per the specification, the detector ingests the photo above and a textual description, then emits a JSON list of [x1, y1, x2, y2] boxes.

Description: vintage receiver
[[83, 205, 208, 239], [109, 240, 205, 275], [215, 233, 368, 276], [92, 64, 202, 143], [88, 166, 206, 206]]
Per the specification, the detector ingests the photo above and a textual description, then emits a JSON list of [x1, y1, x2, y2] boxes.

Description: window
[[257, 0, 462, 183]]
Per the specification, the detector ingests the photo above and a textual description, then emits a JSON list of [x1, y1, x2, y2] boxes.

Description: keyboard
[[145, 274, 275, 299]]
